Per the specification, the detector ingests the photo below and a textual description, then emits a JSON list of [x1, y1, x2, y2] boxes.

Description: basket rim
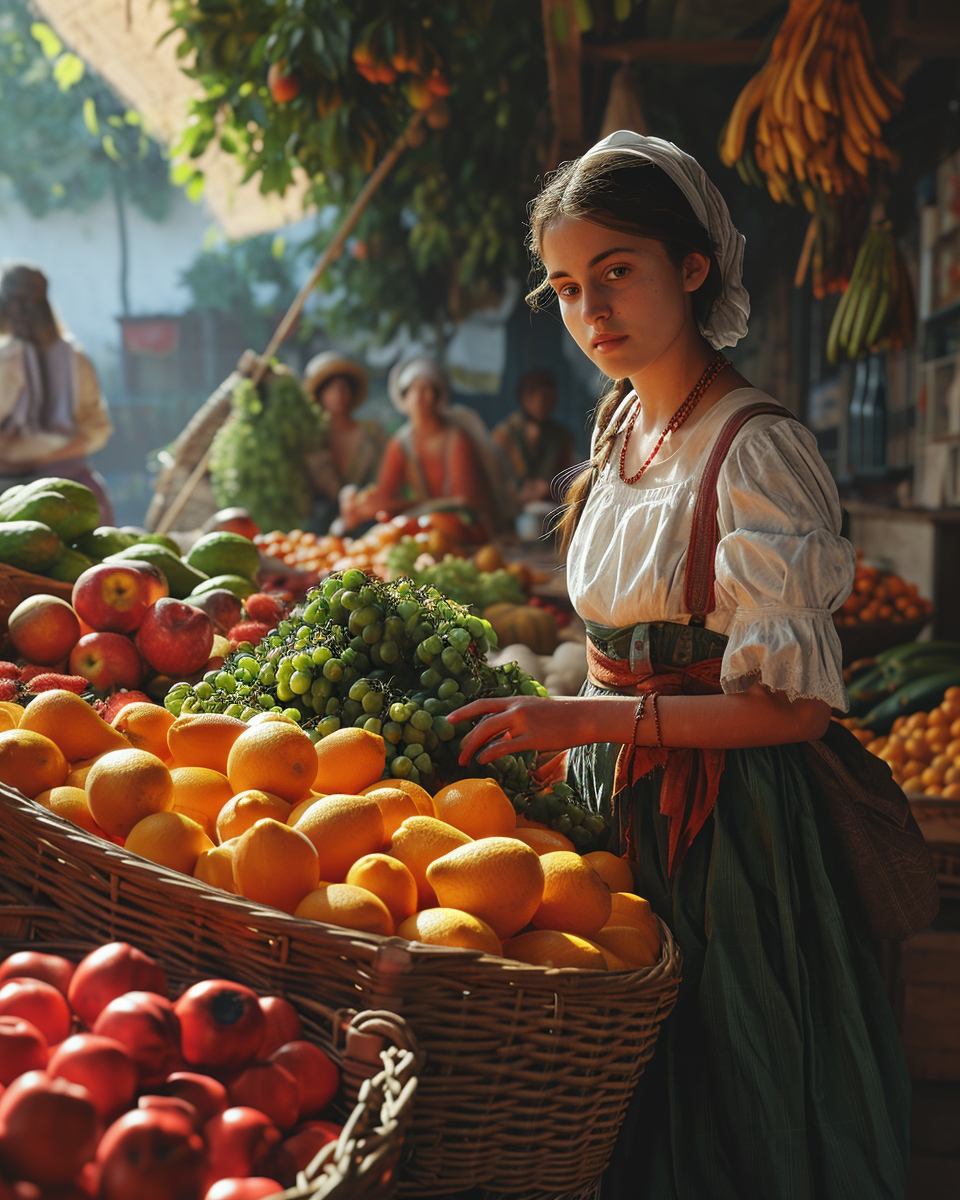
[[0, 782, 682, 991]]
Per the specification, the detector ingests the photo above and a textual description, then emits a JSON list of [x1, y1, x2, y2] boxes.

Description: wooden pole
[[155, 106, 427, 535]]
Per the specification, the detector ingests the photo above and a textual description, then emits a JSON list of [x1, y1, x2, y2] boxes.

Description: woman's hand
[[449, 695, 626, 766]]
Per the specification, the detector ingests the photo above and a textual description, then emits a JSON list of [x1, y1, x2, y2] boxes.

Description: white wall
[[0, 184, 214, 393]]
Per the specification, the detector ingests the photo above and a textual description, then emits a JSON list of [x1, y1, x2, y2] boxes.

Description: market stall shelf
[[0, 783, 682, 1197]]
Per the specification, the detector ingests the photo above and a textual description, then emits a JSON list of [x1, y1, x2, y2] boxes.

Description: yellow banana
[[721, 63, 773, 166], [836, 62, 873, 156], [841, 129, 869, 177], [843, 51, 882, 138], [754, 140, 772, 175], [756, 99, 773, 149], [773, 2, 818, 122], [849, 42, 893, 123], [770, 124, 791, 175], [782, 118, 809, 163], [791, 6, 826, 107], [811, 47, 837, 114], [801, 97, 826, 143]]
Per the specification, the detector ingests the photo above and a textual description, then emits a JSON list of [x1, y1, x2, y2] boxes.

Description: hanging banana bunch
[[825, 222, 916, 364]]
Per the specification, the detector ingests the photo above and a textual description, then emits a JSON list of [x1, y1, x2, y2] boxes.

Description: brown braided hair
[[526, 154, 722, 554]]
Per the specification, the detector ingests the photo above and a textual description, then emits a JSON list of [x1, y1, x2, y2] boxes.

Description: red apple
[[190, 590, 244, 637], [105, 559, 170, 605], [135, 599, 214, 676], [7, 596, 81, 665], [267, 62, 299, 103], [69, 631, 144, 691], [72, 564, 154, 633]]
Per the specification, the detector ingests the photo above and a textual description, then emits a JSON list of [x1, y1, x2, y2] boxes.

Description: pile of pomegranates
[[0, 943, 342, 1199]]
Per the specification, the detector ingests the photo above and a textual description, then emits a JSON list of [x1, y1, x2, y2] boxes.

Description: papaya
[[105, 544, 207, 599], [186, 531, 260, 581], [134, 533, 182, 555], [46, 546, 96, 583], [72, 526, 137, 559], [0, 478, 99, 541], [191, 573, 257, 600], [0, 521, 65, 573]]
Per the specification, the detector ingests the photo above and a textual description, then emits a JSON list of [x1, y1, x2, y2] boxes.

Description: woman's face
[[317, 375, 355, 418], [402, 377, 441, 420], [539, 215, 709, 380]]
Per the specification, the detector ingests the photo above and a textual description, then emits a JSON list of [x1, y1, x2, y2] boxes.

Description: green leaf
[[170, 161, 197, 185], [272, 234, 286, 258], [30, 22, 62, 60], [186, 173, 206, 202], [549, 7, 568, 43], [573, 0, 594, 32], [107, 114, 124, 128], [101, 133, 120, 161], [52, 52, 84, 91], [82, 97, 98, 136], [123, 110, 141, 125]]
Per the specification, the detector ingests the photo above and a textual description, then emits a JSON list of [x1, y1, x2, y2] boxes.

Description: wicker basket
[[0, 560, 74, 603], [0, 784, 682, 1197]]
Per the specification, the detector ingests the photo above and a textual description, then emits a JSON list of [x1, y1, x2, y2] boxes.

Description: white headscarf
[[387, 357, 451, 411], [579, 130, 750, 350]]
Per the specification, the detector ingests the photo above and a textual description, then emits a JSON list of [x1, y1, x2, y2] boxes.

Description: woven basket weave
[[0, 784, 681, 1197]]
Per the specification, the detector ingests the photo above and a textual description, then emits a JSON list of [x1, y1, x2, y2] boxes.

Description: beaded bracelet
[[649, 691, 663, 748], [631, 693, 649, 747]]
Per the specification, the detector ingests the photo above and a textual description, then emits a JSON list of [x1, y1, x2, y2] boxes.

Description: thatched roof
[[33, 0, 310, 238]]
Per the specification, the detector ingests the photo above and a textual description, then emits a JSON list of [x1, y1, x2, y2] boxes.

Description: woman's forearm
[[642, 686, 831, 749]]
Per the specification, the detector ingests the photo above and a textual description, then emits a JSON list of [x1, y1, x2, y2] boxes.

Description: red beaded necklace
[[618, 353, 730, 485]]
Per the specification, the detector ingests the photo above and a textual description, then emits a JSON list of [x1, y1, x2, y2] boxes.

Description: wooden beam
[[582, 38, 766, 66], [541, 0, 584, 167]]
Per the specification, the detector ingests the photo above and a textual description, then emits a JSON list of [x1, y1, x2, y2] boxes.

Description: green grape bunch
[[386, 538, 527, 609], [165, 571, 609, 852], [209, 375, 328, 533]]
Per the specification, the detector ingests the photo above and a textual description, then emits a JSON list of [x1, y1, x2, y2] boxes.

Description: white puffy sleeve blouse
[[565, 388, 856, 711]]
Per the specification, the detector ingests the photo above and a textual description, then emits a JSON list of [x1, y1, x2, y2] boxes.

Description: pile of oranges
[[854, 685, 960, 796], [0, 690, 660, 974], [834, 558, 933, 627]]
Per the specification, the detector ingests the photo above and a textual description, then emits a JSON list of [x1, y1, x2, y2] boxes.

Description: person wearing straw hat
[[341, 356, 508, 534], [448, 132, 910, 1199], [302, 351, 387, 532], [0, 262, 114, 522]]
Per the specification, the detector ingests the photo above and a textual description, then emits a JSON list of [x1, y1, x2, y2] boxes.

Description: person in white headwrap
[[449, 133, 909, 1198], [0, 263, 114, 522]]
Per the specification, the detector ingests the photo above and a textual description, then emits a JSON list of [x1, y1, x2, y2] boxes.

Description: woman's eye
[[606, 265, 629, 280], [558, 284, 579, 298]]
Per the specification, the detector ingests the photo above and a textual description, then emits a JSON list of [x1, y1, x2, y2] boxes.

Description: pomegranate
[[269, 1040, 338, 1119], [0, 1071, 98, 1186], [0, 1015, 48, 1085], [92, 991, 182, 1085], [0, 977, 72, 1044], [0, 951, 75, 996], [282, 1119, 342, 1172], [256, 995, 301, 1058], [48, 1033, 138, 1120], [175, 981, 265, 1070], [226, 1060, 299, 1131], [68, 942, 167, 1027], [158, 1071, 228, 1125], [97, 1107, 206, 1200], [203, 1107, 282, 1185], [204, 1180, 284, 1200]]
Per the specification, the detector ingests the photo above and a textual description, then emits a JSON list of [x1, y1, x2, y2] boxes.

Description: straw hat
[[303, 351, 368, 406], [387, 357, 450, 411]]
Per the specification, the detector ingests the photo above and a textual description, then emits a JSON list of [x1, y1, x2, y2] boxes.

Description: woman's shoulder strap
[[683, 401, 797, 623]]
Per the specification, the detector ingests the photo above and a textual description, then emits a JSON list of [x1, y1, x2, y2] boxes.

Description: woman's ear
[[681, 252, 711, 294]]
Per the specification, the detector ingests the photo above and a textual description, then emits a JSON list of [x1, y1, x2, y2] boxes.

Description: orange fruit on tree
[[362, 787, 418, 840], [86, 749, 174, 839], [217, 790, 291, 843], [170, 767, 234, 825], [346, 854, 418, 926], [504, 930, 606, 970], [398, 908, 502, 955], [314, 728, 385, 794], [293, 883, 393, 935], [431, 778, 516, 839], [389, 816, 472, 908], [362, 777, 434, 816], [591, 924, 660, 969], [0, 729, 69, 798], [167, 713, 247, 774], [20, 690, 127, 762], [65, 753, 107, 789], [531, 852, 612, 937], [194, 839, 239, 894], [582, 851, 634, 893], [294, 794, 384, 882], [125, 811, 214, 874], [427, 836, 545, 940], [227, 723, 317, 803], [111, 704, 175, 762], [233, 818, 320, 914], [34, 785, 104, 837], [514, 827, 576, 855]]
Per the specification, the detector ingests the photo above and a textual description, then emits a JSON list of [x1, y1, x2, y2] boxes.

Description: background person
[[493, 367, 576, 504], [0, 262, 114, 522]]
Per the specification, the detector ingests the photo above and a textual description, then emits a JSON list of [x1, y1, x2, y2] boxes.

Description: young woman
[[451, 131, 910, 1199], [0, 263, 114, 522]]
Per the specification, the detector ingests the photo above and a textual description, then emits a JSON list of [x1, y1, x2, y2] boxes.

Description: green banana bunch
[[827, 222, 903, 364]]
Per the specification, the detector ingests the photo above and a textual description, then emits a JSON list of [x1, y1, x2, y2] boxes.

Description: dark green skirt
[[571, 622, 910, 1200]]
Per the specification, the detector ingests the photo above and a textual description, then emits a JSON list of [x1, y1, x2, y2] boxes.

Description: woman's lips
[[592, 334, 628, 353]]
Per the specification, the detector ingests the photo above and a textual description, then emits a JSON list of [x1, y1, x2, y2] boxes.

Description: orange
[[531, 852, 612, 937], [591, 924, 661, 969], [86, 749, 174, 839], [0, 707, 18, 735], [362, 787, 418, 840], [217, 790, 291, 843], [170, 767, 234, 825], [389, 816, 473, 908], [608, 892, 660, 937], [20, 690, 127, 762], [398, 908, 502, 955], [65, 753, 107, 789], [346, 854, 418, 926], [111, 703, 175, 761], [583, 851, 635, 893], [503, 930, 606, 971], [0, 729, 68, 799], [364, 777, 435, 817], [426, 837, 545, 940], [167, 713, 247, 774], [125, 811, 214, 874], [431, 778, 516, 839], [514, 827, 576, 855], [0, 701, 24, 729], [294, 883, 393, 935], [314, 727, 385, 794], [286, 794, 325, 826], [584, 940, 632, 971], [227, 723, 317, 803], [194, 839, 239, 894], [34, 785, 104, 837], [233, 818, 320, 914], [246, 711, 298, 727], [294, 794, 384, 882]]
